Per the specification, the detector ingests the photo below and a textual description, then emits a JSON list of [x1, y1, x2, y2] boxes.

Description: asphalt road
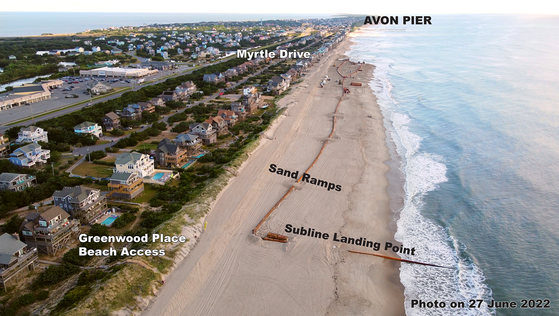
[[70, 59, 283, 157]]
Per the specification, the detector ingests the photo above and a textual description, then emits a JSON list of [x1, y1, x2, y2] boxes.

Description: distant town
[[0, 16, 360, 316]]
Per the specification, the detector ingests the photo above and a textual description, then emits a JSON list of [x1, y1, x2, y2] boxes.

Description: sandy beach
[[142, 37, 405, 316]]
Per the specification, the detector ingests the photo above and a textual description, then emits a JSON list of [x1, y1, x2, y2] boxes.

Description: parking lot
[[0, 70, 175, 126]]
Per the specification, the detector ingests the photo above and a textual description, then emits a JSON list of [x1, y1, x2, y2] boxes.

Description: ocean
[[347, 15, 559, 315], [0, 12, 332, 37]]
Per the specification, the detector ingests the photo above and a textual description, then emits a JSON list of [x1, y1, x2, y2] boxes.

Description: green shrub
[[36, 290, 49, 301], [54, 286, 91, 311]]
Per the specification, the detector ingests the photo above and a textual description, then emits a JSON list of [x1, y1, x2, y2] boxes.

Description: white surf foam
[[347, 31, 495, 315]]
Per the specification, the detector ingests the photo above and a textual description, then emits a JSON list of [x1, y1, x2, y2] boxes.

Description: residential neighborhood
[[0, 16, 356, 313]]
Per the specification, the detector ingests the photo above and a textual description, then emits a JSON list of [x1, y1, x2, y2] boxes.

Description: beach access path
[[142, 38, 404, 316]]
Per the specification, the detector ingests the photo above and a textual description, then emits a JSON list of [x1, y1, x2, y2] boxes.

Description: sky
[[1, 0, 558, 15]]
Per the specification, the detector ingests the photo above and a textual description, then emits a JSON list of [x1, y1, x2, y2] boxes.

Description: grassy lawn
[[72, 161, 114, 178], [96, 140, 111, 145], [133, 142, 158, 151], [133, 183, 158, 203]]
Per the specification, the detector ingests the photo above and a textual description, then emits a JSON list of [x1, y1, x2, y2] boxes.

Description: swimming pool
[[101, 215, 119, 226], [192, 153, 206, 159], [152, 172, 165, 180]]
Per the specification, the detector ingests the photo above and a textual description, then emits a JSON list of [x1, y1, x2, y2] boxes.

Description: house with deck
[[189, 122, 216, 144], [149, 97, 166, 107], [21, 206, 80, 255], [175, 133, 201, 155], [103, 112, 121, 131], [52, 186, 107, 225], [0, 233, 37, 291], [107, 172, 144, 200], [120, 104, 142, 121], [217, 109, 238, 126], [0, 134, 8, 157], [154, 139, 189, 168], [74, 121, 102, 138], [15, 126, 48, 144], [114, 152, 154, 178], [9, 143, 50, 168], [0, 173, 36, 191], [204, 116, 228, 135]]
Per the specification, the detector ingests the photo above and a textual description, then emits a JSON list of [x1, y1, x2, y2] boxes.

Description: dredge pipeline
[[348, 250, 453, 269], [252, 60, 363, 238]]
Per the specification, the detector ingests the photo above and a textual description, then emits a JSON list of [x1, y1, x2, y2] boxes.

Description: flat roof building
[[79, 67, 157, 78]]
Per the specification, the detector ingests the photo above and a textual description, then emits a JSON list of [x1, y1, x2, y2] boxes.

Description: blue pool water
[[181, 161, 194, 169], [101, 215, 118, 226], [152, 172, 164, 180], [192, 153, 205, 159]]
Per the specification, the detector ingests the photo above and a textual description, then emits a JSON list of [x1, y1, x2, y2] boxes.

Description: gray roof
[[0, 233, 27, 265], [109, 172, 134, 181], [157, 139, 179, 154], [40, 206, 69, 222], [15, 143, 41, 153], [20, 126, 39, 133], [0, 173, 21, 183], [105, 112, 120, 120], [115, 152, 144, 165], [176, 134, 198, 142], [74, 121, 97, 129], [52, 186, 96, 203]]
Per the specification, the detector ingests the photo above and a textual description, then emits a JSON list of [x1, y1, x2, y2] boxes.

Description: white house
[[74, 121, 102, 138], [16, 126, 48, 144], [9, 143, 50, 167], [114, 152, 154, 178]]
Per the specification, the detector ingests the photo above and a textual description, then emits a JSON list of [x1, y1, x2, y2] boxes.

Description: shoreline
[[141, 34, 405, 316]]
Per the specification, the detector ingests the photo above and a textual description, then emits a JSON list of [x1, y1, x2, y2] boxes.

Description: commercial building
[[79, 67, 157, 78]]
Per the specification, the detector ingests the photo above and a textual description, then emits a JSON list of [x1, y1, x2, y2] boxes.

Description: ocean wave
[[347, 34, 494, 315]]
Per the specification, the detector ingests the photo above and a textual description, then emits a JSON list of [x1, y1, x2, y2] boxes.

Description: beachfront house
[[21, 206, 80, 255], [175, 133, 201, 156], [107, 172, 144, 200], [114, 152, 154, 178], [74, 121, 102, 138], [0, 233, 38, 291], [52, 186, 107, 225], [154, 139, 189, 168], [0, 173, 36, 191], [15, 126, 48, 144], [267, 76, 289, 95], [9, 143, 50, 168]]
